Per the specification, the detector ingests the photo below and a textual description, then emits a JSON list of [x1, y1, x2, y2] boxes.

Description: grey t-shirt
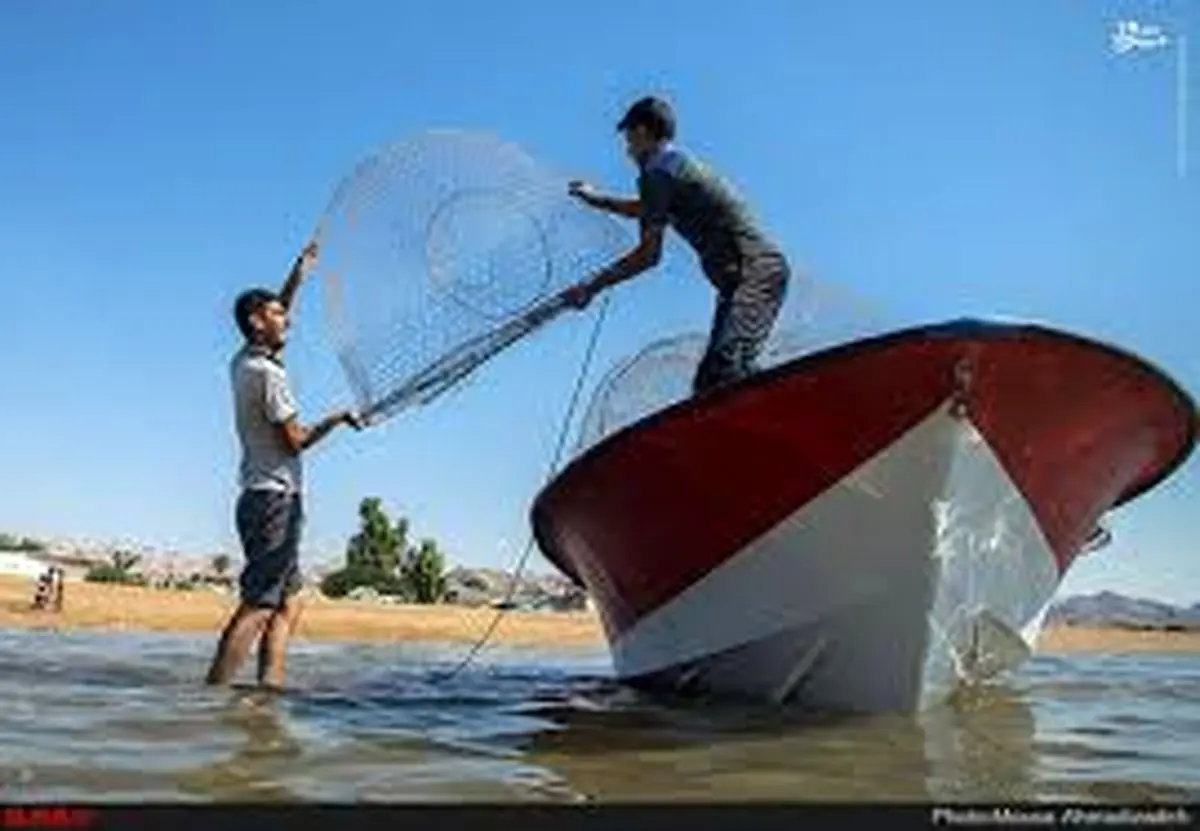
[[638, 144, 779, 292], [231, 344, 302, 494]]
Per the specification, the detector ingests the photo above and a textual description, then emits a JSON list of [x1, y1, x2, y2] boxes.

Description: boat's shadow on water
[[497, 681, 1044, 802], [503, 674, 1198, 803]]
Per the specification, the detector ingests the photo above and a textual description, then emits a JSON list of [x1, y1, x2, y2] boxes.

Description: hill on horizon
[[1046, 591, 1200, 631]]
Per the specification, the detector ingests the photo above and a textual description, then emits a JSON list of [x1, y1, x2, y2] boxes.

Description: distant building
[[0, 550, 49, 579]]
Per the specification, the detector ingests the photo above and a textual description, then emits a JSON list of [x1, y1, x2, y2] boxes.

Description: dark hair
[[234, 288, 279, 340], [616, 96, 676, 142]]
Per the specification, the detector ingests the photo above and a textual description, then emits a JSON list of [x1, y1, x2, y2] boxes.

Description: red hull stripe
[[532, 321, 1196, 641]]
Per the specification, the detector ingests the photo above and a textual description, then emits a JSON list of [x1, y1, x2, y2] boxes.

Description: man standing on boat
[[562, 95, 792, 395], [205, 238, 363, 691]]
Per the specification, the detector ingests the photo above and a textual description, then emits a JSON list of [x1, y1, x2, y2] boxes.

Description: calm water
[[0, 629, 1196, 803]]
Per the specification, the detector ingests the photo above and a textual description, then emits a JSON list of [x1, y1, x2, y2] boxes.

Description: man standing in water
[[205, 238, 363, 691], [563, 95, 792, 396]]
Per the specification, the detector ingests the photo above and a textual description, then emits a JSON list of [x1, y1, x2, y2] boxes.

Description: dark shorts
[[694, 250, 790, 396], [236, 488, 303, 609]]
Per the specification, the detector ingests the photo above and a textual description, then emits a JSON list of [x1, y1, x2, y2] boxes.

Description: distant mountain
[[1045, 591, 1200, 631]]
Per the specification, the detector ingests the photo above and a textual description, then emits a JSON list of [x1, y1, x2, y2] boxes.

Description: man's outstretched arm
[[562, 169, 672, 307], [562, 223, 664, 308], [568, 181, 641, 219], [260, 362, 362, 454], [277, 410, 363, 455], [278, 238, 320, 312], [589, 224, 664, 293]]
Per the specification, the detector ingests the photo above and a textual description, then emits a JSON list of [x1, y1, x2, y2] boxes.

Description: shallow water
[[0, 629, 1196, 803]]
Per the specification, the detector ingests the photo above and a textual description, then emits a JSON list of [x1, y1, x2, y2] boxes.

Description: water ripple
[[0, 630, 1194, 802]]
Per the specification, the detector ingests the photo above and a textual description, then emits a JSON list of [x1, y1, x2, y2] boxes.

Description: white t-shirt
[[230, 344, 302, 494]]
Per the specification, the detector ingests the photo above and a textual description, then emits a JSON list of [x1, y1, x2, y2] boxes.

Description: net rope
[[435, 292, 614, 683], [315, 129, 631, 423]]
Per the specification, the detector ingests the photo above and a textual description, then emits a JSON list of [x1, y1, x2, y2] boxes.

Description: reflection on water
[[0, 629, 1195, 802]]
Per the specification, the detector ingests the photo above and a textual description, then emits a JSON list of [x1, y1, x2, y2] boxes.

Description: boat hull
[[531, 320, 1196, 713]]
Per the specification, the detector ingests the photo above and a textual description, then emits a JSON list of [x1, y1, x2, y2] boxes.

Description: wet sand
[[1, 575, 1197, 654]]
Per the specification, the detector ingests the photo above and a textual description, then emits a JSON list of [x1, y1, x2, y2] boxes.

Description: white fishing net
[[574, 276, 896, 453], [315, 130, 631, 423]]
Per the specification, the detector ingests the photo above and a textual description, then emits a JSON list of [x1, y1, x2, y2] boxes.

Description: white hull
[[615, 402, 1060, 713], [532, 319, 1196, 714]]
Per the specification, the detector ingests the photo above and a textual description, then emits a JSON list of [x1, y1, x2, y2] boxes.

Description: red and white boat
[[531, 319, 1197, 713]]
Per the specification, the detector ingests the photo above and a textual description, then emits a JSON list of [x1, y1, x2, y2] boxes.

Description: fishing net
[[574, 276, 895, 453], [315, 130, 632, 424]]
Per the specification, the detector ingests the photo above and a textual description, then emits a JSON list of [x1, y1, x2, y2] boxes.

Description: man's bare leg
[[205, 603, 273, 685], [257, 594, 303, 690]]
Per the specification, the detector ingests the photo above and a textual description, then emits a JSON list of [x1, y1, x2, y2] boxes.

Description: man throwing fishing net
[[563, 95, 792, 396], [205, 238, 363, 691]]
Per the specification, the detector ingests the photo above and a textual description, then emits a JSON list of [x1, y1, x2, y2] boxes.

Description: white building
[[0, 550, 50, 579]]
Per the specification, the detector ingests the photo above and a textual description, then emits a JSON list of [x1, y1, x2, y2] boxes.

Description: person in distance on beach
[[205, 237, 363, 692], [562, 95, 792, 396]]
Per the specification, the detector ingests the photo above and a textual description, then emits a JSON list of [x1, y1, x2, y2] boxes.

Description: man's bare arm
[[568, 181, 641, 219], [278, 238, 320, 312], [562, 224, 664, 309], [585, 193, 642, 219], [589, 224, 664, 291], [277, 410, 362, 455]]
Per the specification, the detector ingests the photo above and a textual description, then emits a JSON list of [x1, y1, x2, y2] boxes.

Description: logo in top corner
[[1111, 19, 1170, 54]]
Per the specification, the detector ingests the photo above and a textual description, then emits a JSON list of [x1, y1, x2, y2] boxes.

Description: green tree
[[85, 550, 145, 585], [0, 533, 46, 552], [401, 539, 448, 604], [112, 550, 140, 573], [211, 554, 232, 580], [320, 498, 449, 603], [319, 563, 403, 598], [321, 498, 411, 598], [345, 498, 407, 575]]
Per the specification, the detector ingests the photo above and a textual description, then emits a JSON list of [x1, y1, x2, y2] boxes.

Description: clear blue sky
[[0, 0, 1195, 604]]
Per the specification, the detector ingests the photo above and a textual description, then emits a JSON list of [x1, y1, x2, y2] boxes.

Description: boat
[[530, 318, 1197, 713]]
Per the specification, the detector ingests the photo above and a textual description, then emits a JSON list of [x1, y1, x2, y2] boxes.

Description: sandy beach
[[2, 575, 1198, 654], [0, 575, 600, 649], [1032, 625, 1200, 654]]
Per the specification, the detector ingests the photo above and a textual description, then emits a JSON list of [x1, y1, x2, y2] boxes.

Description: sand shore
[[1032, 625, 1200, 654], [1, 575, 1197, 654], [0, 575, 600, 649]]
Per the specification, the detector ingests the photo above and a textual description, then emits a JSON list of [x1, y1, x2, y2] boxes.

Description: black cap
[[616, 96, 676, 141]]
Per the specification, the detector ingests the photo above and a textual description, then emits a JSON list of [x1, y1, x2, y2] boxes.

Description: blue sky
[[0, 0, 1195, 604]]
